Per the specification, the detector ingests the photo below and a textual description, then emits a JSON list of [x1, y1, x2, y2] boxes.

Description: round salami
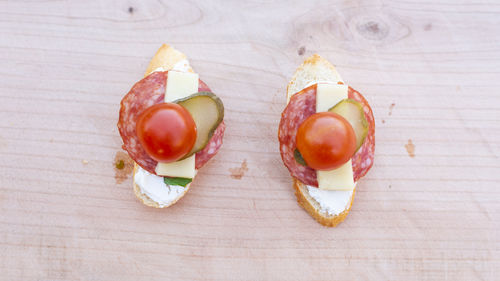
[[278, 84, 375, 187], [118, 71, 225, 175], [195, 121, 225, 169]]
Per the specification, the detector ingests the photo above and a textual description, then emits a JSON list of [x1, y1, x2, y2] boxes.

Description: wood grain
[[1, 0, 499, 280]]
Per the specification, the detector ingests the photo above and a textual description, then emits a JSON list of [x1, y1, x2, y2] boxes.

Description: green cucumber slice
[[328, 99, 368, 152], [175, 92, 224, 159]]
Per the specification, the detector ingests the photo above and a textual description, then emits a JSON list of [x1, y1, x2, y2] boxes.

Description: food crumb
[[82, 160, 89, 164], [116, 160, 124, 170], [229, 159, 248, 180], [405, 139, 415, 157], [114, 151, 134, 184], [381, 119, 385, 124], [389, 103, 396, 115]]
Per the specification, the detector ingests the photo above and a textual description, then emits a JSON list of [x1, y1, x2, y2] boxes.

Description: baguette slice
[[287, 54, 355, 227], [133, 44, 194, 208]]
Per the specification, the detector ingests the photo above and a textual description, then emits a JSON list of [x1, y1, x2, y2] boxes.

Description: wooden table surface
[[1, 0, 499, 280]]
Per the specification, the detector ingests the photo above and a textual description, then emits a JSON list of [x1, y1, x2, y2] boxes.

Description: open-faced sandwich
[[118, 44, 225, 208], [278, 55, 375, 227]]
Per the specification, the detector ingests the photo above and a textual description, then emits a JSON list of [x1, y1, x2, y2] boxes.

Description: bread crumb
[[405, 139, 415, 157], [229, 159, 248, 180], [389, 103, 395, 115], [82, 160, 89, 164]]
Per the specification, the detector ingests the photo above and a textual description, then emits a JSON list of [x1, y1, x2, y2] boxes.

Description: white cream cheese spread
[[134, 166, 188, 207], [304, 80, 338, 89], [153, 59, 191, 73], [171, 59, 191, 72], [306, 185, 355, 216]]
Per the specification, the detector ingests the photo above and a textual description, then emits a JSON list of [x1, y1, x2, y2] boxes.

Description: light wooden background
[[1, 0, 498, 280]]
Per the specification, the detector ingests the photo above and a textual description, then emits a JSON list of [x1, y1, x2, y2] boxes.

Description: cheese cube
[[155, 70, 199, 178], [155, 155, 195, 178], [316, 83, 348, 112], [317, 160, 354, 190], [164, 71, 199, 102], [315, 83, 354, 191]]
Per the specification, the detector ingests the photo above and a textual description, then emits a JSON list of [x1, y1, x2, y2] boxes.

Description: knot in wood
[[356, 20, 389, 40]]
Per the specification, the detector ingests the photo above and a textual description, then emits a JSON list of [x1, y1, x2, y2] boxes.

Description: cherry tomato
[[296, 112, 356, 170], [136, 103, 196, 163]]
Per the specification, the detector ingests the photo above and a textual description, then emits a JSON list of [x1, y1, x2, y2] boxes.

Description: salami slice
[[118, 71, 225, 175], [278, 84, 375, 187], [195, 121, 225, 169], [349, 87, 375, 181], [278, 85, 318, 186]]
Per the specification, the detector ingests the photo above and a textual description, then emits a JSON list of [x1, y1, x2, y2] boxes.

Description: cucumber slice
[[328, 99, 368, 152], [175, 92, 224, 159]]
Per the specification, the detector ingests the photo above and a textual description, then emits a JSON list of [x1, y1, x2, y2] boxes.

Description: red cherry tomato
[[296, 112, 356, 170], [136, 103, 196, 163]]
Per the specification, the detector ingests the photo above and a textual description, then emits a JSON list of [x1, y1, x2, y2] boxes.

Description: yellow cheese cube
[[155, 156, 195, 178], [317, 160, 354, 190], [155, 70, 199, 178], [316, 83, 348, 112], [164, 71, 199, 102], [315, 83, 354, 191]]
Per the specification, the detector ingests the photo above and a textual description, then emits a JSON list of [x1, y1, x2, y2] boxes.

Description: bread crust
[[286, 54, 343, 102], [131, 44, 193, 208], [294, 180, 355, 227], [144, 44, 188, 76], [287, 54, 354, 227]]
